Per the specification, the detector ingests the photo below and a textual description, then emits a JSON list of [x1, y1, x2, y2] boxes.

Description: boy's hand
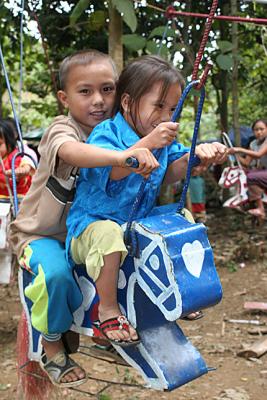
[[119, 148, 159, 178], [145, 122, 179, 149], [192, 142, 229, 173]]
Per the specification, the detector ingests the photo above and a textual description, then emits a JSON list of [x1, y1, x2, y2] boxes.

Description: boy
[[9, 50, 158, 388]]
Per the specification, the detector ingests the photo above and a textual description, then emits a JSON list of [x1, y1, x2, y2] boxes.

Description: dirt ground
[[0, 208, 266, 400]]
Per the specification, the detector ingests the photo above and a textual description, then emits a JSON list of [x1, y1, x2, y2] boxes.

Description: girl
[[230, 119, 267, 219], [0, 119, 33, 199], [66, 55, 228, 346]]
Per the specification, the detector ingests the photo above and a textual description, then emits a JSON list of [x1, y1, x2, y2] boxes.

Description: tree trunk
[[231, 0, 240, 146], [108, 1, 123, 73], [220, 70, 228, 132], [218, 2, 230, 133]]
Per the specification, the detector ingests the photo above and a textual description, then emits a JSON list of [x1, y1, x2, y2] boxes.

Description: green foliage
[[148, 26, 176, 40], [225, 260, 237, 273], [122, 34, 146, 52], [88, 10, 106, 30], [69, 0, 90, 26], [217, 40, 233, 53], [216, 54, 234, 70], [1, 0, 266, 135], [99, 394, 112, 400], [112, 0, 137, 32]]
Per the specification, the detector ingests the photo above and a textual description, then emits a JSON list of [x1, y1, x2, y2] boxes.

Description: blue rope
[[176, 86, 205, 213], [124, 80, 205, 257]]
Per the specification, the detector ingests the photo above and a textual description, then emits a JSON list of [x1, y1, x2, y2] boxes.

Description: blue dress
[[66, 112, 189, 260]]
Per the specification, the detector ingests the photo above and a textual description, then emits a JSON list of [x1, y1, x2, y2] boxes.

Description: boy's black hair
[[0, 120, 17, 153], [114, 55, 185, 129], [58, 49, 118, 91]]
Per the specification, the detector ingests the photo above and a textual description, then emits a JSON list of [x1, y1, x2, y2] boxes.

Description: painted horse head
[[219, 166, 248, 207]]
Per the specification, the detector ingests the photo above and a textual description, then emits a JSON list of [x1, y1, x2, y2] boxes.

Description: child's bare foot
[[248, 208, 265, 218], [41, 338, 86, 385], [98, 307, 139, 343]]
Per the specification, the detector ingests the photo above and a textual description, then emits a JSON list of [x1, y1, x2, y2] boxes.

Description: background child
[[4, 116, 39, 166], [66, 55, 228, 346], [0, 119, 33, 199], [9, 50, 158, 388], [230, 119, 267, 219], [189, 174, 207, 223]]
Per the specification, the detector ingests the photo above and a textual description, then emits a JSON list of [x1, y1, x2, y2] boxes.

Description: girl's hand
[[228, 147, 243, 154], [119, 148, 159, 178], [145, 122, 179, 149], [5, 164, 32, 178], [193, 142, 228, 173]]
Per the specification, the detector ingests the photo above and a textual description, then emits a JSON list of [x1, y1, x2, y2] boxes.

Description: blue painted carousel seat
[[19, 203, 222, 390]]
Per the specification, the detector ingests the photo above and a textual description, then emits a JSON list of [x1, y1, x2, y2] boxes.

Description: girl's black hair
[[0, 120, 17, 153], [114, 55, 185, 129], [251, 119, 267, 130]]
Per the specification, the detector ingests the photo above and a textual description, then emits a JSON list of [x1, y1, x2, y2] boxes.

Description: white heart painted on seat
[[181, 240, 205, 278]]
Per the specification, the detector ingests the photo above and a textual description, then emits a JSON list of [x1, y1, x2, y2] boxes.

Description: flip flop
[[93, 315, 141, 347], [180, 310, 204, 321], [39, 351, 87, 388]]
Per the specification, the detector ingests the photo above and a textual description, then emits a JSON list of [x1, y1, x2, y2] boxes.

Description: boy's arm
[[58, 141, 159, 176]]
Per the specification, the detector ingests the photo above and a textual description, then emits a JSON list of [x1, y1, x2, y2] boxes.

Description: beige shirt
[[9, 115, 87, 258]]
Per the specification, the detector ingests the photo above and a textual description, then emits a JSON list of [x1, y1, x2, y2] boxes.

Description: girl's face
[[122, 81, 182, 137], [253, 121, 267, 140], [57, 60, 116, 133], [0, 137, 8, 158]]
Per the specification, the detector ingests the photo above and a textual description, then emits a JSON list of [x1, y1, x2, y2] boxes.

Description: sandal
[[180, 311, 204, 321], [40, 351, 88, 388], [93, 315, 141, 347]]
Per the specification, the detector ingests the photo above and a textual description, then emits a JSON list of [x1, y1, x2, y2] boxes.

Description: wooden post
[[231, 0, 240, 146], [108, 1, 123, 73]]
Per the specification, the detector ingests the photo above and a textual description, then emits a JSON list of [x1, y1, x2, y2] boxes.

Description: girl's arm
[[5, 158, 35, 178], [110, 121, 179, 180], [230, 142, 267, 159], [164, 142, 228, 185]]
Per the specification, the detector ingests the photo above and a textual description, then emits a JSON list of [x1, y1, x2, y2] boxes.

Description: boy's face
[[58, 60, 116, 133], [122, 81, 181, 138]]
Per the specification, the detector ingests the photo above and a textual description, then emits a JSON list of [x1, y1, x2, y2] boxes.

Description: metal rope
[[157, 20, 170, 55], [0, 43, 37, 216]]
